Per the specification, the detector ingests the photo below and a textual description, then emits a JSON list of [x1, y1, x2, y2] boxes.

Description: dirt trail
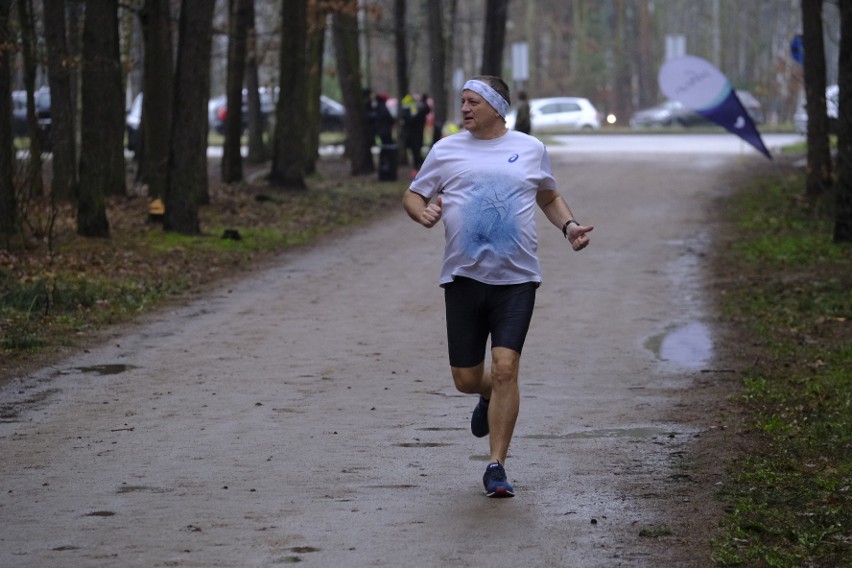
[[0, 148, 759, 567]]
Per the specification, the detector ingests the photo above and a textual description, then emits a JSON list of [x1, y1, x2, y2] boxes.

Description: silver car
[[629, 90, 764, 128], [505, 97, 601, 132]]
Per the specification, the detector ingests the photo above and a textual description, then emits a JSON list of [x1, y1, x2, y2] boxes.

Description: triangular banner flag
[[659, 55, 771, 159]]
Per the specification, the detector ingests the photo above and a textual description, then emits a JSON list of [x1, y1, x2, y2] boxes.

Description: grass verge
[[711, 164, 852, 567]]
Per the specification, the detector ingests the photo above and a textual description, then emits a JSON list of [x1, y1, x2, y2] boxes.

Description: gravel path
[[0, 142, 774, 567]]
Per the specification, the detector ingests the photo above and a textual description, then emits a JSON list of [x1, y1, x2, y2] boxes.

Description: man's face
[[461, 90, 501, 134]]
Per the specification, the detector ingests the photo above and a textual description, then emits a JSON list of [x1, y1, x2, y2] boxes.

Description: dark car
[[629, 90, 764, 128], [209, 89, 345, 134], [12, 87, 52, 148], [319, 95, 345, 131], [209, 88, 275, 135]]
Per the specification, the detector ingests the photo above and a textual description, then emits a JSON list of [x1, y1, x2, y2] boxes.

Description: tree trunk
[[222, 0, 252, 184], [245, 1, 267, 165], [481, 0, 509, 76], [18, 0, 43, 198], [802, 0, 832, 197], [269, 0, 308, 188], [636, 0, 653, 108], [834, 0, 851, 242], [43, 0, 77, 201], [332, 1, 374, 176], [0, 0, 16, 237], [394, 0, 408, 166], [611, 0, 632, 123], [140, 0, 173, 200], [165, 0, 216, 234], [78, 0, 125, 237], [305, 0, 327, 175], [427, 0, 446, 142]]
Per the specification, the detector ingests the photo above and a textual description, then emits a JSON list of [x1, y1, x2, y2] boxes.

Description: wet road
[[0, 135, 792, 567]]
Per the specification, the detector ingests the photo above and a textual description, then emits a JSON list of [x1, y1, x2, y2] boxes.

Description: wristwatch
[[562, 219, 579, 238]]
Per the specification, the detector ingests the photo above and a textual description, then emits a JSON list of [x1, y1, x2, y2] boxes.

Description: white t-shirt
[[410, 130, 557, 286]]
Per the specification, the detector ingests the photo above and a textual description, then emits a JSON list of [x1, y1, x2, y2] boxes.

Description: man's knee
[[451, 364, 484, 394], [491, 349, 520, 388]]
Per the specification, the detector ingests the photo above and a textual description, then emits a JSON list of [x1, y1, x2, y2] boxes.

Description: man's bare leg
[[486, 347, 520, 464], [451, 346, 521, 463]]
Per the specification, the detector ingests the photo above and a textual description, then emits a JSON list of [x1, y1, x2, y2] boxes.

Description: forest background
[[3, 0, 844, 239], [1, 1, 851, 566]]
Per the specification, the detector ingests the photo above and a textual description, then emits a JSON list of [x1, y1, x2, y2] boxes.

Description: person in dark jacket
[[514, 90, 532, 134], [374, 93, 395, 145], [401, 93, 429, 173]]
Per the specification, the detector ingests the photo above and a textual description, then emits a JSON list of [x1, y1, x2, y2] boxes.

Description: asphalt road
[[0, 134, 796, 567]]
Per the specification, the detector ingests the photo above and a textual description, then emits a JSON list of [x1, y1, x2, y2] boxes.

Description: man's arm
[[403, 189, 443, 228], [536, 189, 593, 251]]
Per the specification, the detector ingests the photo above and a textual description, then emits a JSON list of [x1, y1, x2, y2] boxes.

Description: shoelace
[[485, 464, 506, 482]]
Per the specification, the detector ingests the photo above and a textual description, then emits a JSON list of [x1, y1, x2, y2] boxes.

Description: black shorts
[[443, 277, 537, 368]]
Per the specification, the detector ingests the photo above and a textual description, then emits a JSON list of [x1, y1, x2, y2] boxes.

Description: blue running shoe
[[483, 461, 515, 498], [471, 396, 489, 438]]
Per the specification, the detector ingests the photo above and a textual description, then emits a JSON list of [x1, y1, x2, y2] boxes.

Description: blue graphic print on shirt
[[461, 173, 520, 258]]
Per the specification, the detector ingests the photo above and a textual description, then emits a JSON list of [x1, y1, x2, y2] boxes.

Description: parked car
[[12, 87, 52, 148], [793, 84, 838, 134], [209, 88, 345, 134], [209, 88, 274, 135], [319, 95, 346, 131], [127, 92, 232, 152], [126, 90, 346, 150], [505, 97, 601, 132], [629, 100, 697, 128], [629, 90, 764, 128]]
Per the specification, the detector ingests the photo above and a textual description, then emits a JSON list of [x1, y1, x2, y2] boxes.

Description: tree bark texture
[[427, 0, 446, 141], [140, 0, 174, 200], [611, 0, 633, 122], [635, 0, 653, 109], [0, 0, 16, 236], [394, 0, 408, 166], [222, 0, 252, 184], [304, 0, 327, 174], [332, 1, 374, 176], [481, 0, 509, 77], [802, 0, 832, 197], [834, 0, 851, 242], [78, 0, 126, 237], [18, 0, 43, 198], [43, 0, 77, 201], [269, 0, 308, 188], [245, 0, 267, 165], [165, 0, 216, 234]]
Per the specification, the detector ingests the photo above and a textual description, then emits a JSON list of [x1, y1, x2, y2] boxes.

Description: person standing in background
[[515, 90, 531, 134], [374, 93, 395, 145], [401, 93, 429, 176]]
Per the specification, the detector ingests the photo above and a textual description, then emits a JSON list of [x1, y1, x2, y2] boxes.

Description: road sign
[[791, 34, 804, 64], [512, 42, 529, 82]]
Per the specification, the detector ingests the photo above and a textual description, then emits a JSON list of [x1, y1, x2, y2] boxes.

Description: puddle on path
[[75, 364, 137, 376], [646, 322, 712, 370]]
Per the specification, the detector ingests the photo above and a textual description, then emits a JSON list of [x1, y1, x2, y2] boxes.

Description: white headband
[[463, 79, 509, 118]]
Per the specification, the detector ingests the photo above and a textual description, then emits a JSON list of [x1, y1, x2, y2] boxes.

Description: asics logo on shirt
[[508, 153, 519, 163]]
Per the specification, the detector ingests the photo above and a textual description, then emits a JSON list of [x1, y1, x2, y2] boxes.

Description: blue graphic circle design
[[508, 154, 519, 163]]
